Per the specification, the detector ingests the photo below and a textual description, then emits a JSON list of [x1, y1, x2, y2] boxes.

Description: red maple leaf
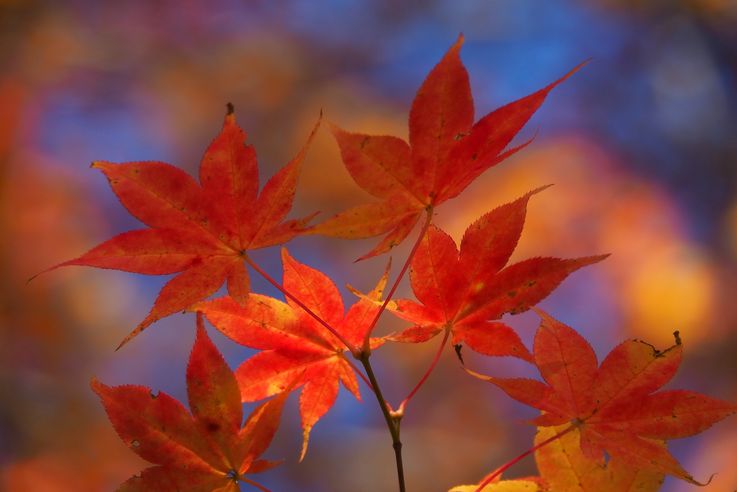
[[381, 189, 606, 361], [469, 311, 737, 483], [92, 314, 288, 492], [44, 107, 319, 348], [195, 248, 388, 459], [310, 34, 583, 260]]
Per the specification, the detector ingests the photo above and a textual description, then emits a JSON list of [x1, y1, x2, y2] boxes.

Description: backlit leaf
[[196, 249, 389, 460], [44, 110, 320, 347], [310, 35, 582, 259], [93, 314, 287, 491], [471, 312, 736, 483], [383, 190, 606, 363]]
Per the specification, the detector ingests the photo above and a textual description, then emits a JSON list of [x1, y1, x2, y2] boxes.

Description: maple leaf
[[450, 424, 665, 492], [194, 248, 389, 460], [535, 425, 664, 492], [92, 314, 288, 492], [309, 34, 583, 260], [381, 189, 606, 361], [449, 479, 543, 492], [44, 107, 319, 348], [469, 311, 737, 483]]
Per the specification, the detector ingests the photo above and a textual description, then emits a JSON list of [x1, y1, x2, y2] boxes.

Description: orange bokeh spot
[[436, 135, 718, 346], [625, 245, 715, 345]]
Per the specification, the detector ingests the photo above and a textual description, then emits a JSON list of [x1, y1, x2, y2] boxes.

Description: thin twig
[[244, 255, 357, 354], [360, 353, 406, 492]]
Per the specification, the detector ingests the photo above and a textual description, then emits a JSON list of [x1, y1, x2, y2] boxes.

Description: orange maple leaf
[[381, 189, 606, 361], [535, 425, 664, 492], [449, 479, 543, 492], [44, 107, 319, 348], [310, 34, 583, 260], [450, 424, 665, 492], [469, 311, 736, 483], [92, 314, 288, 492], [195, 248, 388, 460]]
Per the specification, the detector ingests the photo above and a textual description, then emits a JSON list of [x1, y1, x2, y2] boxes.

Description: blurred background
[[1, 0, 736, 491]]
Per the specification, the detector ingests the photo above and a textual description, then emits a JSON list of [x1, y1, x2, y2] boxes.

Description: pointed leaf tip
[[546, 60, 589, 93], [90, 160, 109, 169], [226, 102, 235, 115], [531, 183, 554, 195], [115, 314, 158, 350], [372, 257, 393, 298], [90, 377, 105, 394], [304, 111, 323, 144], [298, 427, 311, 462], [590, 253, 610, 263], [116, 328, 140, 351]]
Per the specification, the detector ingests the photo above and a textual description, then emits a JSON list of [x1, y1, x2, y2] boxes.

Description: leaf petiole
[[397, 327, 451, 414], [361, 208, 434, 353], [240, 475, 272, 492], [473, 423, 576, 492], [343, 356, 375, 392]]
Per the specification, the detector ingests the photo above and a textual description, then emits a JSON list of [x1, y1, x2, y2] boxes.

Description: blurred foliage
[[0, 1, 735, 491]]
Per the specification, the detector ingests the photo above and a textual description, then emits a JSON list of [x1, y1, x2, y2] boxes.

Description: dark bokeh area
[[1, 1, 736, 491]]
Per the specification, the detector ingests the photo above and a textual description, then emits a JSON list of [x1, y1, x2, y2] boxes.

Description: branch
[[359, 353, 406, 492]]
